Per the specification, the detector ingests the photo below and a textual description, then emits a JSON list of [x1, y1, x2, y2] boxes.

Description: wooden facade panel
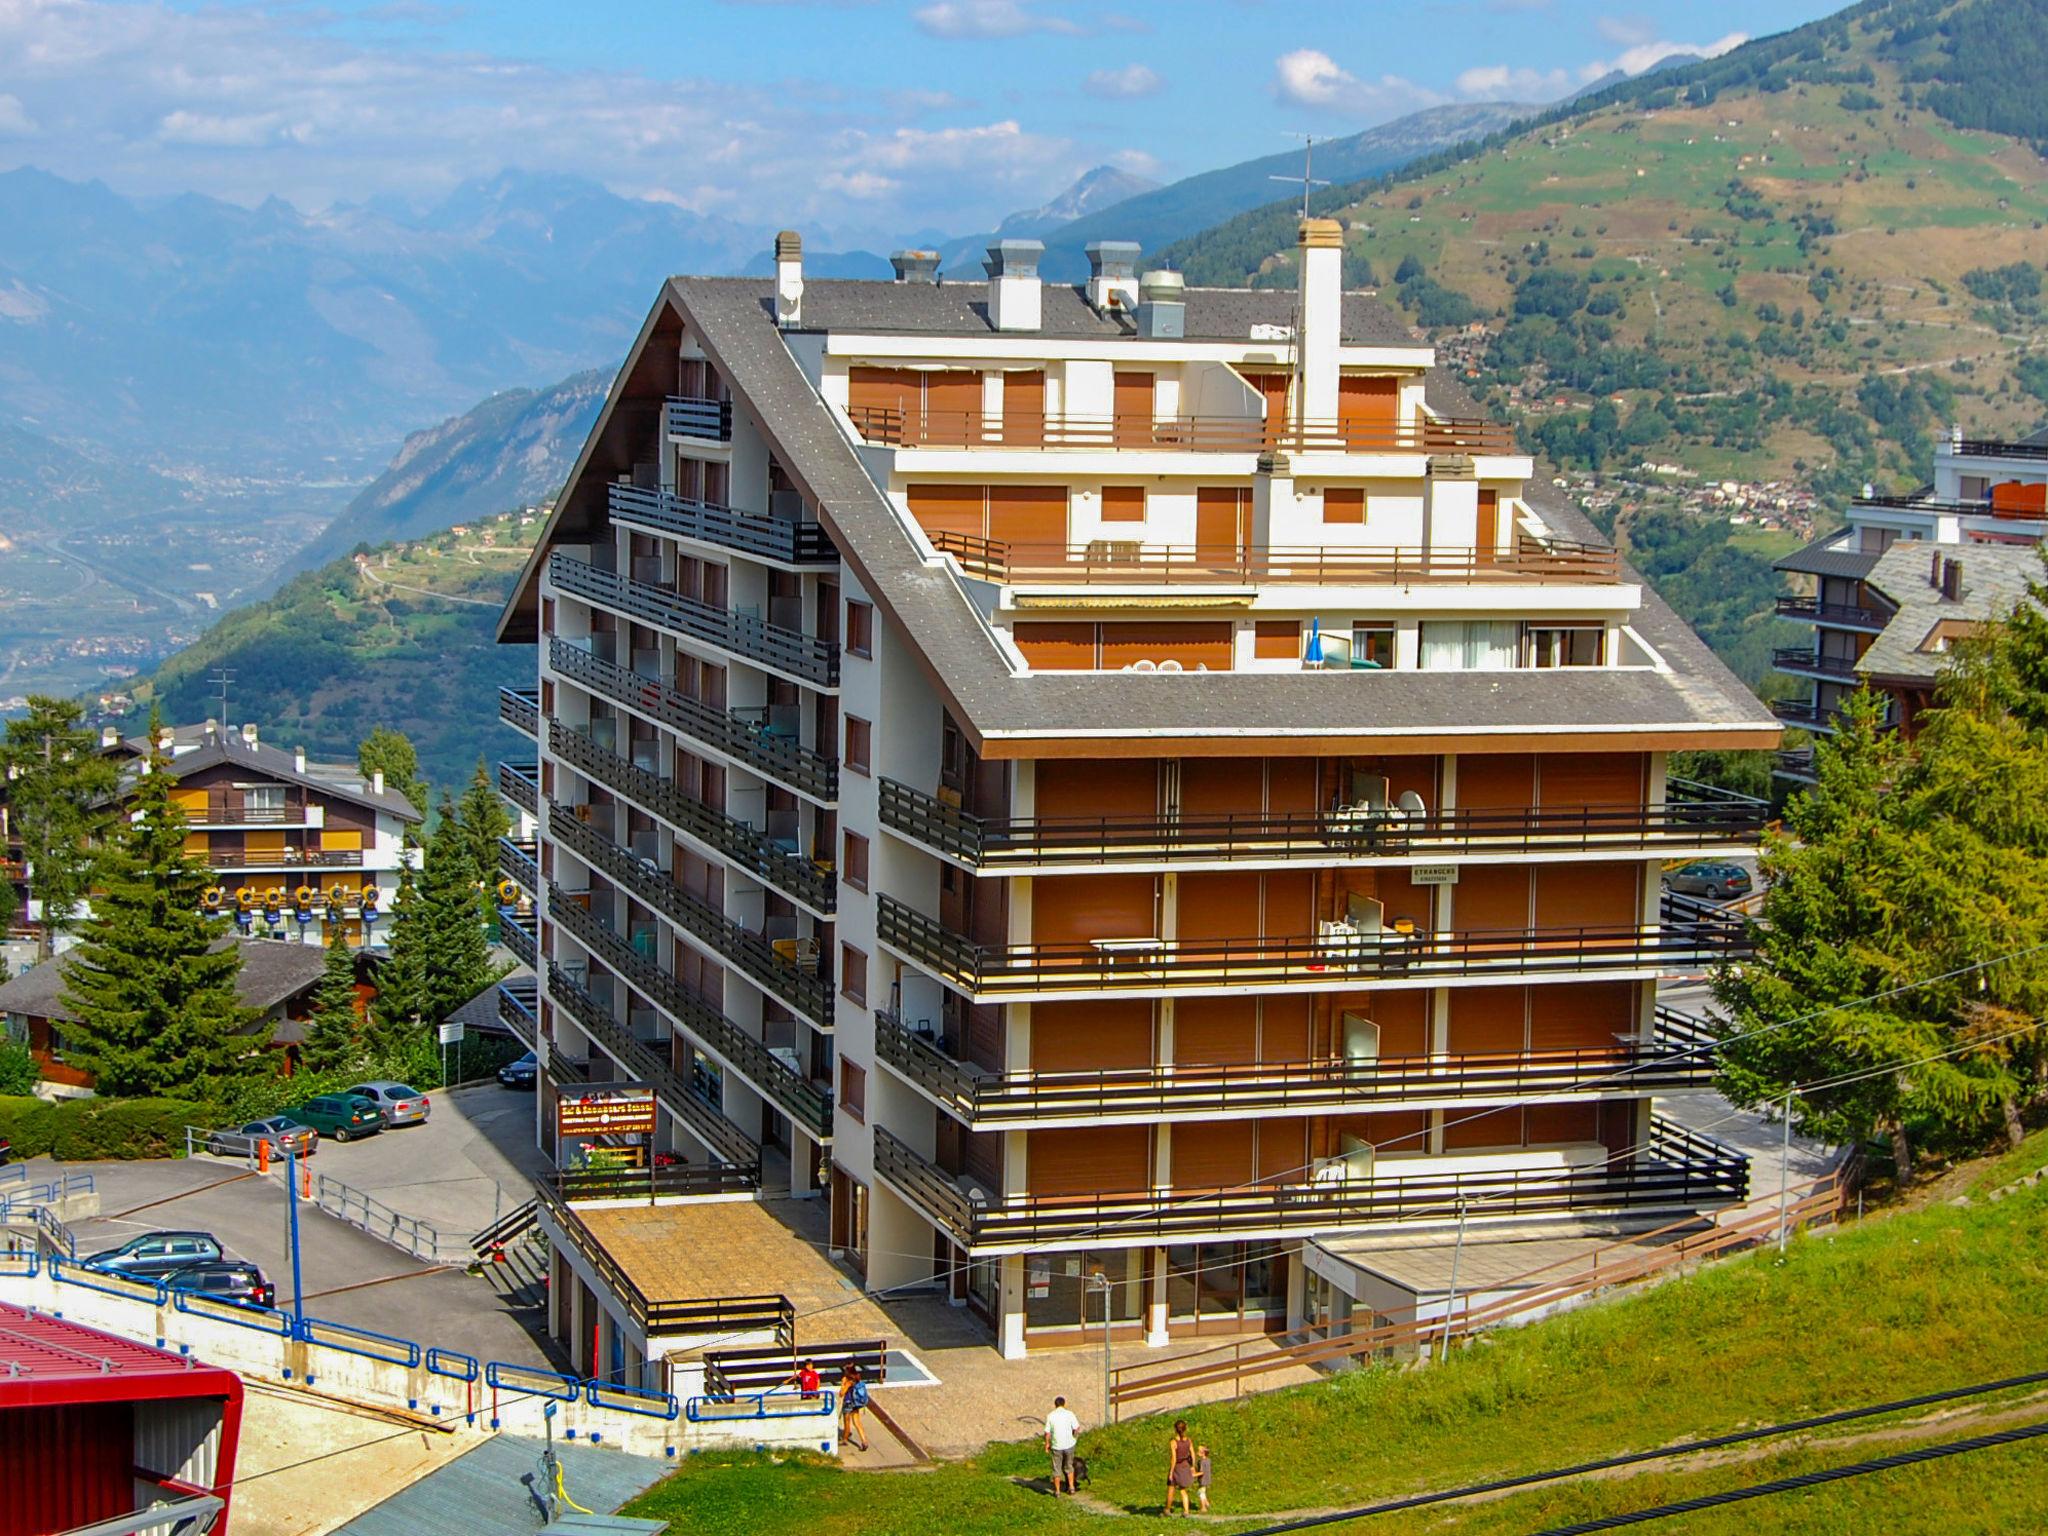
[[1443, 1106, 1525, 1150], [1526, 1102, 1602, 1145], [1453, 865, 1530, 934], [1455, 753, 1535, 809], [1538, 752, 1647, 808], [1176, 872, 1259, 942], [1447, 985, 1526, 1056], [1030, 1124, 1149, 1196], [1037, 758, 1157, 818], [1173, 1120, 1254, 1190], [1179, 757, 1264, 816], [1530, 982, 1636, 1053], [1032, 873, 1156, 946], [1174, 996, 1257, 1065], [1032, 1000, 1154, 1072], [1533, 862, 1641, 929]]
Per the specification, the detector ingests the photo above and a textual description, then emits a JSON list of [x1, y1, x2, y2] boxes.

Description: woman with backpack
[[839, 1363, 872, 1452]]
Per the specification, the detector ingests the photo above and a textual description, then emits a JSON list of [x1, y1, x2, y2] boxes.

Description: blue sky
[[0, 0, 1844, 243]]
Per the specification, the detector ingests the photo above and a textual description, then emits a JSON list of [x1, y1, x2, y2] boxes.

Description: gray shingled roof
[[0, 937, 331, 1027], [1858, 541, 2045, 684], [112, 728, 422, 823], [1776, 529, 1882, 582], [501, 275, 1778, 748]]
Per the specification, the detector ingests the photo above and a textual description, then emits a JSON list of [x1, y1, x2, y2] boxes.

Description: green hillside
[[122, 513, 538, 797], [1166, 0, 2048, 500]]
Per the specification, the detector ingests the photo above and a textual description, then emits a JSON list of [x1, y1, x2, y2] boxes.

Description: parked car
[[83, 1231, 224, 1278], [164, 1259, 275, 1311], [346, 1081, 430, 1127], [498, 1051, 537, 1089], [290, 1093, 386, 1142], [1663, 860, 1755, 900], [205, 1115, 317, 1160]]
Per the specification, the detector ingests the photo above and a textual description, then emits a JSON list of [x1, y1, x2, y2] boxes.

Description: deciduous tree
[[357, 727, 427, 814]]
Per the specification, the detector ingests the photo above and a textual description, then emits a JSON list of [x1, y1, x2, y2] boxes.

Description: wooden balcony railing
[[608, 484, 835, 566], [665, 394, 734, 443], [549, 553, 838, 689], [1771, 647, 1861, 681], [500, 686, 541, 738], [879, 778, 1765, 870], [184, 804, 309, 826], [551, 721, 834, 914], [1774, 595, 1888, 630], [873, 1119, 1748, 1252], [877, 894, 1748, 999], [929, 530, 1619, 586], [497, 836, 539, 894], [500, 913, 537, 968], [496, 979, 538, 1047], [849, 405, 1519, 457], [497, 760, 539, 817], [874, 1005, 1720, 1128]]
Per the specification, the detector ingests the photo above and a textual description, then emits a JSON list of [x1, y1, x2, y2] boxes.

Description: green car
[[291, 1093, 387, 1143]]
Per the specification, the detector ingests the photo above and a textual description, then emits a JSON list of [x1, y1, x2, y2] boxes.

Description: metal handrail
[[1771, 647, 1860, 679], [665, 394, 733, 442], [497, 761, 539, 816], [499, 685, 541, 736], [1774, 595, 1889, 628], [497, 836, 539, 892], [849, 404, 1519, 456], [608, 483, 835, 565]]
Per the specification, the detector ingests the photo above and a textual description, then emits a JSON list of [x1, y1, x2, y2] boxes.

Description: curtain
[[1420, 621, 1519, 671]]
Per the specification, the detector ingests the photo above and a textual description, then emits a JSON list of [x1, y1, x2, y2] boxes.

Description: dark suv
[[83, 1231, 225, 1278], [165, 1259, 276, 1310]]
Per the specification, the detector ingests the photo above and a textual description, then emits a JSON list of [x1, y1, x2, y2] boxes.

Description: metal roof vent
[[986, 238, 1043, 332], [1136, 269, 1185, 340], [1085, 240, 1141, 313], [890, 250, 940, 284], [774, 229, 803, 327]]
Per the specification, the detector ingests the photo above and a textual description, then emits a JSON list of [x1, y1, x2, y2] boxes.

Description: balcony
[[1952, 437, 2048, 461], [874, 1006, 1720, 1129], [666, 394, 733, 443], [879, 778, 1766, 872], [545, 961, 761, 1172], [1771, 698, 1850, 734], [1773, 746, 1817, 782], [498, 761, 539, 818], [501, 912, 537, 968], [873, 1120, 1748, 1255], [498, 836, 539, 893], [496, 978, 538, 1048], [551, 882, 832, 1141], [929, 531, 1619, 588], [1774, 595, 1888, 631], [547, 802, 833, 1030], [500, 686, 541, 738], [551, 722, 835, 915], [1770, 647, 1862, 682], [550, 553, 838, 689], [551, 639, 837, 804], [878, 894, 1748, 1002], [607, 484, 835, 567], [184, 803, 311, 826], [849, 406, 1518, 457], [206, 846, 366, 870]]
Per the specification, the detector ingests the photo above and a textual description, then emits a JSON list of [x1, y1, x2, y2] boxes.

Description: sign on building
[[556, 1086, 658, 1138], [1411, 864, 1461, 886]]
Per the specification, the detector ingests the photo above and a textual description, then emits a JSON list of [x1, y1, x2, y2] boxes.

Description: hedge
[[0, 1096, 210, 1160]]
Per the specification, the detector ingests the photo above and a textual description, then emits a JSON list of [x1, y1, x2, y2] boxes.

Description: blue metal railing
[[686, 1389, 838, 1423]]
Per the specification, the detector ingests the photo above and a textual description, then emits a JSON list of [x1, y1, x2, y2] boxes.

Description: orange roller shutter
[[1353, 989, 1429, 1057], [1175, 996, 1258, 1066], [1013, 622, 1096, 671], [1037, 758, 1159, 817], [923, 370, 984, 443], [1032, 872, 1157, 946], [1338, 375, 1399, 446], [1003, 369, 1046, 447], [1113, 371, 1155, 446], [1180, 757, 1264, 815], [986, 483, 1069, 552], [1322, 487, 1366, 524], [1531, 981, 1635, 1054], [1443, 1106, 1525, 1150], [1097, 621, 1232, 671], [848, 366, 920, 440], [1252, 620, 1302, 661], [1256, 1119, 1309, 1183], [1534, 862, 1640, 929], [1100, 485, 1146, 523], [1177, 872, 1260, 943], [1030, 1125, 1149, 1196], [1032, 1000, 1153, 1072], [1526, 1102, 1600, 1145], [1447, 985, 1527, 1056], [1455, 753, 1536, 809], [1195, 486, 1249, 552], [1537, 752, 1646, 808], [1259, 996, 1312, 1061], [1173, 1120, 1254, 1189], [907, 483, 987, 542], [1241, 371, 1291, 442], [1452, 865, 1532, 935]]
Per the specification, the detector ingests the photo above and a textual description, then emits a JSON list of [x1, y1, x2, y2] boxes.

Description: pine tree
[[1, 697, 120, 959], [416, 796, 495, 1025], [301, 926, 364, 1074], [368, 848, 428, 1057], [58, 721, 261, 1099], [456, 757, 512, 891]]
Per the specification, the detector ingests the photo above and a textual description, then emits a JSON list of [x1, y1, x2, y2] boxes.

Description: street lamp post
[[284, 1145, 306, 1330], [1086, 1270, 1113, 1427], [1436, 1198, 1468, 1364]]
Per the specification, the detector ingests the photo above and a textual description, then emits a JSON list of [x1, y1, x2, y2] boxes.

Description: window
[[843, 831, 870, 892], [1526, 625, 1605, 668], [845, 716, 872, 776], [244, 785, 285, 815], [1322, 487, 1366, 524], [1254, 620, 1301, 661], [1351, 623, 1396, 670], [839, 1058, 866, 1123], [846, 600, 874, 659], [1101, 485, 1146, 523], [1420, 621, 1519, 671], [840, 943, 868, 1006]]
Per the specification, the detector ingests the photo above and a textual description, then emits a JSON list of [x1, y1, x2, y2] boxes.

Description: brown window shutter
[[1322, 487, 1366, 524], [1100, 485, 1146, 523]]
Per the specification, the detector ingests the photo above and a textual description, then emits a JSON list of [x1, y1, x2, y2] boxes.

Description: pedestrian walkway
[[330, 1433, 671, 1536]]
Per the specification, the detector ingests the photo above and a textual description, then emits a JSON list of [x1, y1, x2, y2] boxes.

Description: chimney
[[1136, 269, 1186, 339], [985, 239, 1044, 332], [294, 746, 307, 774], [100, 726, 118, 749], [1297, 218, 1344, 427], [1930, 548, 1944, 588], [1085, 240, 1141, 313], [1423, 454, 1481, 551], [774, 230, 804, 327], [1942, 558, 1963, 602], [240, 722, 258, 749], [156, 727, 174, 752], [372, 769, 386, 797], [890, 249, 940, 284]]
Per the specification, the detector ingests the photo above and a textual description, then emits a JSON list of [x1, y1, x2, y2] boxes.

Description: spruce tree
[[1, 697, 120, 959], [456, 757, 513, 891], [368, 848, 428, 1057], [417, 796, 495, 1024], [301, 926, 364, 1074], [59, 723, 260, 1099]]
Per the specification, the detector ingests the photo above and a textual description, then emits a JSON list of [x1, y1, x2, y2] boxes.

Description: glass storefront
[[1023, 1247, 1146, 1330], [1165, 1243, 1290, 1326]]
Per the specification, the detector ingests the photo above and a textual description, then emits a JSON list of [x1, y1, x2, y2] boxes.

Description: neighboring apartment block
[[1773, 428, 2048, 778], [498, 224, 1777, 1376]]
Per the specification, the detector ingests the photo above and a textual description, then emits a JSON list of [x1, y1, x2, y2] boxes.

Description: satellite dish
[[1397, 790, 1426, 815]]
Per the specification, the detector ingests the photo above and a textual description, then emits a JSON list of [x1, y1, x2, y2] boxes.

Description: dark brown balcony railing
[[550, 882, 832, 1141], [873, 1120, 1748, 1252], [500, 685, 541, 738], [497, 836, 539, 894], [927, 530, 1618, 586], [500, 912, 537, 968], [185, 803, 309, 825], [1773, 747, 1818, 781], [551, 722, 835, 914], [608, 484, 835, 566], [665, 394, 734, 443], [548, 802, 833, 1029], [545, 961, 761, 1171], [877, 894, 1748, 999], [1953, 437, 2048, 461], [550, 639, 837, 803], [496, 979, 538, 1047], [497, 760, 539, 817], [874, 1006, 1720, 1128], [1771, 647, 1861, 681], [879, 777, 1765, 870], [849, 406, 1518, 457], [550, 553, 838, 688], [1774, 595, 1888, 630]]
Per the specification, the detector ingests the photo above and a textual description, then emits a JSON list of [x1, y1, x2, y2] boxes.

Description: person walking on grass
[[839, 1364, 871, 1452], [1196, 1443, 1213, 1512], [1044, 1394, 1082, 1496], [1165, 1419, 1197, 1515]]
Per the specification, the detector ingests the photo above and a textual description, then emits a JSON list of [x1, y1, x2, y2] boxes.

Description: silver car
[[346, 1081, 431, 1127]]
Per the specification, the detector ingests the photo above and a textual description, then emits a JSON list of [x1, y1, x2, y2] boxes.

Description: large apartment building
[[497, 225, 1776, 1368], [1773, 428, 2048, 778]]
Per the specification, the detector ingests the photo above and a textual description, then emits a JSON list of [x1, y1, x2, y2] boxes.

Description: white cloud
[[0, 95, 37, 137], [912, 0, 1078, 39], [1457, 30, 1749, 104], [1603, 31, 1747, 76], [1272, 48, 1443, 119], [1082, 63, 1162, 100], [1594, 14, 1656, 47], [157, 110, 308, 149]]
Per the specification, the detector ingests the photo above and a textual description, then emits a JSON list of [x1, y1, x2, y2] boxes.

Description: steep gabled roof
[[114, 730, 421, 823], [0, 936, 331, 1027]]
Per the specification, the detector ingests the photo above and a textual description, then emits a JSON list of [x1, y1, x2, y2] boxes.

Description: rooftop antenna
[[209, 668, 234, 735], [1270, 135, 1331, 445]]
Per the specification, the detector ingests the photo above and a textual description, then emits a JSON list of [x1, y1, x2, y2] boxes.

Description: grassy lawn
[[625, 1169, 2048, 1535]]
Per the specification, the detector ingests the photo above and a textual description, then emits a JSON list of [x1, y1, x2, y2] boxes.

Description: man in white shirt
[[1044, 1395, 1082, 1495]]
